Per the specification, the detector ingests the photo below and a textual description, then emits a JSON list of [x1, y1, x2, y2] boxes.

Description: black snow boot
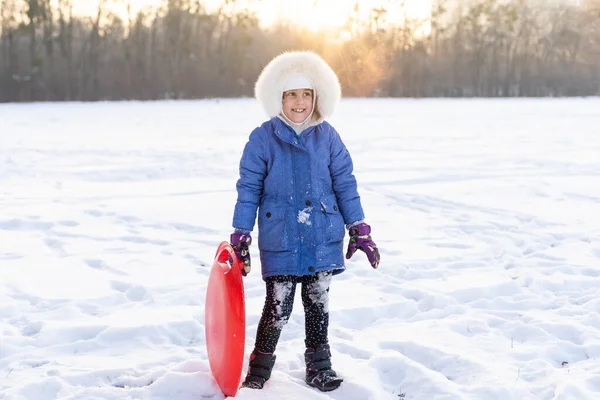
[[241, 350, 276, 389], [304, 344, 343, 392]]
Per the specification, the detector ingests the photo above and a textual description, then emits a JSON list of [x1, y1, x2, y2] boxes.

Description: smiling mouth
[[293, 108, 305, 113]]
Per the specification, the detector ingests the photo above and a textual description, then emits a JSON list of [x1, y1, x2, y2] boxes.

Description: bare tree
[[0, 0, 599, 102]]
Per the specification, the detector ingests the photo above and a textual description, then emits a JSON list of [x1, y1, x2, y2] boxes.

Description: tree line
[[1, 0, 599, 102]]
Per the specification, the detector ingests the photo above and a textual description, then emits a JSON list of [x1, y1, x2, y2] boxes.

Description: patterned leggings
[[254, 271, 332, 354]]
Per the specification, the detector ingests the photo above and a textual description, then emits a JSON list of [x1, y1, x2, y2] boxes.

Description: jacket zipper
[[290, 136, 303, 273]]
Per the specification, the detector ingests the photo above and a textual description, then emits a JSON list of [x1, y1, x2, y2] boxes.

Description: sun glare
[[74, 0, 431, 31], [74, 0, 432, 32], [257, 0, 432, 32]]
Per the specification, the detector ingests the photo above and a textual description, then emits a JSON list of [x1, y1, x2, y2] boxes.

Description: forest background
[[1, 0, 599, 102]]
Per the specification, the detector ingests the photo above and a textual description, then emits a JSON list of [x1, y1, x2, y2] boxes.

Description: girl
[[230, 51, 380, 392]]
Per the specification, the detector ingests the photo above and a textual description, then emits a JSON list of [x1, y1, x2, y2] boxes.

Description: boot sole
[[307, 378, 343, 392]]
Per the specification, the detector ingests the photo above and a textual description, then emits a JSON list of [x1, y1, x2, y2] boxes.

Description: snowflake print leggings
[[254, 271, 333, 354]]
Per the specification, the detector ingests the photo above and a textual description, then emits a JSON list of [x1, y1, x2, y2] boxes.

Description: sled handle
[[214, 241, 240, 275]]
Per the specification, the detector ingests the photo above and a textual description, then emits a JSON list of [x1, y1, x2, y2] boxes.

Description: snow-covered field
[[1, 98, 599, 400]]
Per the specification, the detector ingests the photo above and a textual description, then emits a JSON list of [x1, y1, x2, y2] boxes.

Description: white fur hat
[[255, 51, 341, 119]]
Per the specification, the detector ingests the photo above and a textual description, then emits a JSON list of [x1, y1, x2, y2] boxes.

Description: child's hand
[[346, 223, 380, 269], [230, 231, 252, 276]]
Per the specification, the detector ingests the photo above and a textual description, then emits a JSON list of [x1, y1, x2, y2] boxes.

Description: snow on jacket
[[232, 51, 365, 279]]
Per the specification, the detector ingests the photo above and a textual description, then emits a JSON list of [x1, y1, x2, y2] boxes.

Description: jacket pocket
[[320, 195, 346, 243], [258, 202, 288, 251]]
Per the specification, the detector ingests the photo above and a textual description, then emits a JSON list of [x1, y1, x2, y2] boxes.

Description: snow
[[305, 273, 331, 314], [272, 281, 295, 330], [298, 207, 313, 226], [1, 98, 599, 400]]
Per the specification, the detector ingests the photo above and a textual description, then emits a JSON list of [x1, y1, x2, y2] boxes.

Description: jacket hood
[[255, 51, 341, 120]]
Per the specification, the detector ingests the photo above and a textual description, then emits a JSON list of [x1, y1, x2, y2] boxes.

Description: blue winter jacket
[[232, 117, 365, 280]]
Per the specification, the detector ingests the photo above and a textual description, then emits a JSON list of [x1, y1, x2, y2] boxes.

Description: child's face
[[282, 89, 314, 123]]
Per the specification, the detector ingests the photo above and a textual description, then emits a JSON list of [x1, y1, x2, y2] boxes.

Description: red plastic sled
[[205, 241, 246, 397]]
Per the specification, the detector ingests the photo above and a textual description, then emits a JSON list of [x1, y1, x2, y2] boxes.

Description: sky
[[72, 0, 433, 31]]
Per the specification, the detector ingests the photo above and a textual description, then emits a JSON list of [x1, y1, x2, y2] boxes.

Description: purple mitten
[[346, 222, 380, 269], [230, 231, 252, 276]]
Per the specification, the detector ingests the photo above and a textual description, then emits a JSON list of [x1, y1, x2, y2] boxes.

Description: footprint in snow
[[0, 218, 54, 231], [44, 238, 67, 257], [57, 220, 79, 227], [335, 342, 372, 360], [84, 259, 128, 276], [110, 280, 150, 302], [21, 320, 44, 337]]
